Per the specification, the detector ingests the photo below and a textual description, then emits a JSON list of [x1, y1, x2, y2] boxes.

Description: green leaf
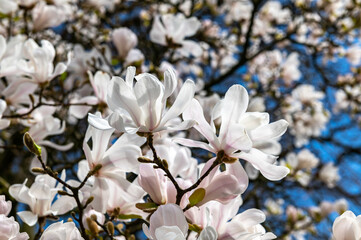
[[188, 188, 206, 207], [135, 202, 158, 211], [117, 214, 142, 220]]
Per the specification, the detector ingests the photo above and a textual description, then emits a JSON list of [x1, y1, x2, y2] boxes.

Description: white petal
[[155, 226, 186, 240], [17, 211, 38, 226], [197, 226, 218, 240], [219, 85, 249, 143], [235, 149, 289, 181], [160, 79, 195, 126], [173, 138, 214, 153], [163, 68, 177, 101], [249, 119, 288, 142], [88, 113, 113, 130]]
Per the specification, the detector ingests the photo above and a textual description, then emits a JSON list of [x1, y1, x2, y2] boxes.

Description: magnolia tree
[[1, 0, 361, 239]]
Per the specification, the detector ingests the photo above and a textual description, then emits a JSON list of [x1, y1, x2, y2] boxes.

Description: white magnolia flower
[[32, 1, 67, 31], [0, 215, 29, 240], [0, 195, 11, 216], [332, 211, 361, 240], [176, 84, 289, 181], [319, 162, 340, 188], [9, 173, 76, 226], [112, 27, 138, 60], [18, 39, 67, 84], [186, 196, 276, 240], [150, 13, 202, 57], [79, 124, 145, 213], [89, 66, 196, 134], [40, 221, 84, 240], [143, 204, 217, 240]]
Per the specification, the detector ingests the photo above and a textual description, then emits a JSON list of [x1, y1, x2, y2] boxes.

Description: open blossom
[[0, 99, 10, 130], [9, 173, 76, 226], [89, 66, 196, 134], [150, 13, 202, 57], [176, 84, 289, 181], [17, 39, 67, 84], [32, 1, 67, 31], [79, 124, 145, 213], [186, 196, 276, 240], [143, 204, 217, 240], [40, 221, 84, 240], [332, 211, 361, 240]]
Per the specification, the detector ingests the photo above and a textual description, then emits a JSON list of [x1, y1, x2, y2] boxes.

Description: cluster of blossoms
[[0, 0, 361, 239]]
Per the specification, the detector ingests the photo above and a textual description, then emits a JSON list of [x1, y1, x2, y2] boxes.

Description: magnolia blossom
[[112, 27, 138, 60], [78, 124, 145, 213], [32, 1, 67, 31], [150, 14, 202, 57], [332, 211, 361, 240], [186, 196, 276, 240], [40, 221, 84, 240], [176, 84, 289, 181], [9, 173, 76, 226], [143, 204, 217, 240], [89, 66, 196, 134], [0, 195, 11, 216], [0, 215, 29, 240], [18, 39, 67, 84], [319, 162, 340, 188]]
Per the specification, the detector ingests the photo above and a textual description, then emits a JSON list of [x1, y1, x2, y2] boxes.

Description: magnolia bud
[[23, 132, 41, 156]]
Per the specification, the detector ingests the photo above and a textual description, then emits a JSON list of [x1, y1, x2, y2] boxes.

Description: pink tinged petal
[[198, 174, 242, 206], [9, 181, 34, 207], [150, 16, 167, 45], [17, 211, 38, 226], [160, 79, 195, 127], [107, 76, 142, 127], [163, 68, 177, 101], [225, 161, 249, 193], [173, 138, 214, 153], [149, 204, 188, 238], [88, 113, 113, 130], [155, 226, 186, 240], [249, 119, 288, 142], [219, 85, 249, 142], [77, 160, 90, 183], [134, 75, 163, 131], [235, 149, 290, 181], [183, 99, 220, 150], [198, 226, 218, 240], [138, 163, 167, 204], [0, 35, 5, 58]]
